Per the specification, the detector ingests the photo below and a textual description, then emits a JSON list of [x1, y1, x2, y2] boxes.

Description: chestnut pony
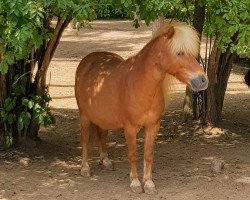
[[75, 21, 208, 194]]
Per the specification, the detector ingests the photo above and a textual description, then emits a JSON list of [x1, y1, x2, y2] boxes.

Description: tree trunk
[[27, 17, 71, 140], [183, 0, 205, 121], [206, 32, 238, 124], [193, 0, 205, 38], [206, 46, 235, 124], [0, 74, 7, 141], [0, 74, 6, 99]]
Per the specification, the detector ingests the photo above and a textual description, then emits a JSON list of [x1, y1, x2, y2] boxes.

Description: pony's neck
[[128, 37, 166, 97], [136, 37, 165, 82]]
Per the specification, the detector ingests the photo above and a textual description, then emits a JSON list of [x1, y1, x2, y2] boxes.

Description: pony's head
[[153, 20, 208, 92]]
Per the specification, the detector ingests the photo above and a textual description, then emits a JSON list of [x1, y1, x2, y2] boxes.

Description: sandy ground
[[0, 20, 250, 200]]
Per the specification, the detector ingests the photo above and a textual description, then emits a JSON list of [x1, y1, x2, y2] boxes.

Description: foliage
[[96, 0, 128, 19], [0, 0, 96, 147], [204, 0, 250, 56], [0, 73, 54, 147], [117, 0, 250, 56], [0, 0, 96, 74], [0, 75, 54, 126]]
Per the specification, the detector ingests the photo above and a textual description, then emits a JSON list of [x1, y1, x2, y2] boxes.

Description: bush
[[96, 0, 128, 19]]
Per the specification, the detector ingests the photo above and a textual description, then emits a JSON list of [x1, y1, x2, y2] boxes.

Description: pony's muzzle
[[190, 74, 208, 92]]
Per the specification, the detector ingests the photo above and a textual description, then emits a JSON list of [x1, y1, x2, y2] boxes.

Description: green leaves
[[22, 98, 34, 109], [1, 96, 55, 129], [18, 111, 31, 131], [0, 0, 97, 75], [0, 81, 55, 135], [0, 0, 47, 74], [4, 135, 13, 148], [205, 0, 250, 56], [116, 0, 250, 57], [0, 97, 16, 126], [0, 0, 97, 147], [12, 74, 27, 96], [3, 97, 16, 112], [96, 0, 128, 19], [0, 60, 9, 74]]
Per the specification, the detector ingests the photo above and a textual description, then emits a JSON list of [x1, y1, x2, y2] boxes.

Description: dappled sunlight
[[50, 159, 81, 170], [48, 20, 249, 112], [0, 197, 9, 200], [235, 177, 250, 184], [48, 21, 152, 110], [203, 126, 226, 139], [19, 157, 30, 167], [1, 20, 249, 200], [159, 108, 247, 146]]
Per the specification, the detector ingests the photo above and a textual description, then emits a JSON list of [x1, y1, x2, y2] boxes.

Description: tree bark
[[183, 0, 205, 121], [206, 34, 238, 124], [0, 74, 6, 98], [0, 74, 7, 139], [206, 48, 235, 124], [193, 0, 205, 39], [27, 17, 71, 140]]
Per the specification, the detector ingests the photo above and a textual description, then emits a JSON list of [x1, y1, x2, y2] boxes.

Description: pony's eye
[[177, 51, 184, 56]]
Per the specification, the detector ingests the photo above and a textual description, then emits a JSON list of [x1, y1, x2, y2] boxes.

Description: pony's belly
[[86, 109, 123, 130], [89, 117, 123, 130]]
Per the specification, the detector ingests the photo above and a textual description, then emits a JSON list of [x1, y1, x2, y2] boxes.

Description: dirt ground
[[0, 20, 250, 200]]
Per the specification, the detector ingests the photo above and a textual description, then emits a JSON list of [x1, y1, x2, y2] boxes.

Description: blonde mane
[[152, 20, 200, 57], [151, 20, 200, 111]]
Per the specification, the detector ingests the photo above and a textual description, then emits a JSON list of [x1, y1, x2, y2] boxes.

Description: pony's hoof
[[80, 168, 91, 177], [100, 159, 115, 171], [144, 180, 158, 195], [130, 179, 143, 194]]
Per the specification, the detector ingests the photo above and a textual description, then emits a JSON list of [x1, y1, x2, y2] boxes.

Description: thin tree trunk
[[0, 74, 7, 139], [193, 0, 205, 39], [0, 74, 6, 98], [183, 0, 205, 121], [37, 17, 66, 96], [27, 17, 71, 140]]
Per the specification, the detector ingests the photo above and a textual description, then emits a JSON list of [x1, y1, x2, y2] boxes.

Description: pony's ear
[[165, 26, 175, 39]]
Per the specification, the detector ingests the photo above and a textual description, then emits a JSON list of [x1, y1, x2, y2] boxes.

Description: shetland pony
[[75, 20, 208, 194]]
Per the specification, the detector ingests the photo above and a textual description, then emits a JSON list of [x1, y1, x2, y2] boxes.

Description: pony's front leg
[[124, 125, 143, 193], [143, 122, 160, 194]]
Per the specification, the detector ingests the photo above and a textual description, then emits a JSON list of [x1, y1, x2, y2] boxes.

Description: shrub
[[96, 0, 128, 19]]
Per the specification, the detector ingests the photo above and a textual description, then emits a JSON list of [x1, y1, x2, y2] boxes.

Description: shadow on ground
[[1, 91, 249, 200]]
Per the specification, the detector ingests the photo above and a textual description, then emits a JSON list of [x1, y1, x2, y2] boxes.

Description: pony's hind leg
[[79, 115, 91, 177], [96, 128, 114, 170]]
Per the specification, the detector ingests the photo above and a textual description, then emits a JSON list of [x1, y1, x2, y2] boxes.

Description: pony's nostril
[[190, 75, 208, 92], [201, 76, 206, 83], [200, 75, 208, 86]]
